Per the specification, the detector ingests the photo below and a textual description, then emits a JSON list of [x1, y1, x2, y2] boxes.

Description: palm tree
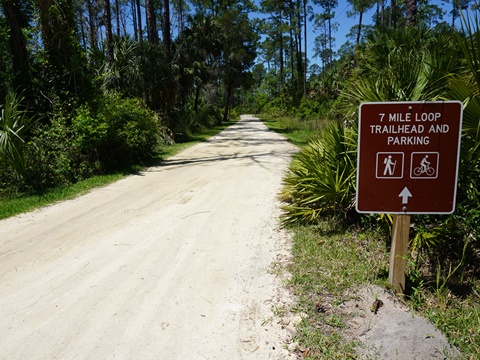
[[177, 14, 221, 111], [91, 36, 169, 109]]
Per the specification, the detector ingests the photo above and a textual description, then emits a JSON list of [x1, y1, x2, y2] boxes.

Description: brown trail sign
[[356, 101, 463, 292], [356, 101, 463, 214]]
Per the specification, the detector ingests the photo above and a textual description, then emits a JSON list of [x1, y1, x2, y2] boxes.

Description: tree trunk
[[115, 0, 120, 36], [356, 10, 363, 46], [288, 2, 295, 82], [405, 0, 417, 26], [452, 0, 458, 27], [104, 0, 114, 63], [194, 84, 201, 112], [37, 0, 92, 110], [136, 0, 142, 41], [86, 0, 98, 48], [289, 22, 295, 82], [296, 0, 303, 97], [327, 10, 332, 67], [146, 0, 158, 44], [162, 0, 172, 59], [279, 20, 284, 91], [2, 0, 29, 87], [131, 0, 137, 41], [177, 0, 184, 35], [162, 0, 174, 112], [381, 0, 385, 26], [222, 84, 232, 124], [78, 6, 87, 52], [303, 0, 307, 97], [390, 0, 396, 27], [37, 0, 55, 49]]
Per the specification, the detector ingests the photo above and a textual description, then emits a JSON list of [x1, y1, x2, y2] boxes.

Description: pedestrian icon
[[410, 152, 439, 179], [383, 155, 396, 176], [376, 152, 404, 179]]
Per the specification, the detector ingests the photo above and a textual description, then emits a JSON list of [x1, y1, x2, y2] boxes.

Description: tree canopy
[[0, 0, 473, 193]]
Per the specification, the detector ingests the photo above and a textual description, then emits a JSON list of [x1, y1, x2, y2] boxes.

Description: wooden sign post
[[388, 215, 410, 293]]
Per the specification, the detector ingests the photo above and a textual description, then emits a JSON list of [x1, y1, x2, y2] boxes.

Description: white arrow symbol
[[399, 187, 412, 204]]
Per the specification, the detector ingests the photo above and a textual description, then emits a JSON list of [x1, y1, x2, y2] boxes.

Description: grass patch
[[0, 121, 236, 220], [424, 298, 480, 356], [0, 173, 126, 219], [260, 115, 326, 147], [287, 221, 389, 359], [409, 270, 480, 357]]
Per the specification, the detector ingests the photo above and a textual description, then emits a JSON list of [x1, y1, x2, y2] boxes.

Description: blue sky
[[252, 0, 456, 63], [325, 0, 454, 51]]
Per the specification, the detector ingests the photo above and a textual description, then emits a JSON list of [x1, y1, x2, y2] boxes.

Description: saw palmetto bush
[[446, 12, 480, 205], [436, 12, 480, 277], [448, 13, 480, 142], [337, 26, 462, 121], [281, 121, 357, 225], [0, 90, 31, 178]]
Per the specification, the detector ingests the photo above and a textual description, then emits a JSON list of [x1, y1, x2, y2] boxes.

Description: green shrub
[[71, 92, 160, 168], [167, 101, 223, 141], [261, 97, 285, 116], [196, 104, 221, 128], [72, 105, 109, 151], [0, 163, 18, 198], [281, 121, 357, 225], [5, 92, 162, 193], [168, 105, 198, 140], [298, 98, 321, 120], [228, 107, 240, 121], [101, 93, 160, 165], [24, 115, 91, 192]]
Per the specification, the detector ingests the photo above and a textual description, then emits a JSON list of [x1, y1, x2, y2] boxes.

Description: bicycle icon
[[413, 155, 435, 176], [410, 152, 439, 179], [413, 164, 435, 176]]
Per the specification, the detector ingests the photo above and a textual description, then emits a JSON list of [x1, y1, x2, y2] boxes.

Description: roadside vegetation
[[0, 0, 254, 217], [260, 18, 480, 360]]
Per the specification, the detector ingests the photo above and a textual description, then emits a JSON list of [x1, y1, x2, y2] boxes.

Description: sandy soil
[[341, 285, 460, 359], [0, 116, 298, 360]]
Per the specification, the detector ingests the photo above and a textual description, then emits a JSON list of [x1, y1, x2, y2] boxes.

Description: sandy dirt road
[[0, 116, 298, 360]]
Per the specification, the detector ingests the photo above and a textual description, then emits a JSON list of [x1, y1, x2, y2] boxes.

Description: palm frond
[[281, 121, 357, 225], [0, 90, 31, 176]]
